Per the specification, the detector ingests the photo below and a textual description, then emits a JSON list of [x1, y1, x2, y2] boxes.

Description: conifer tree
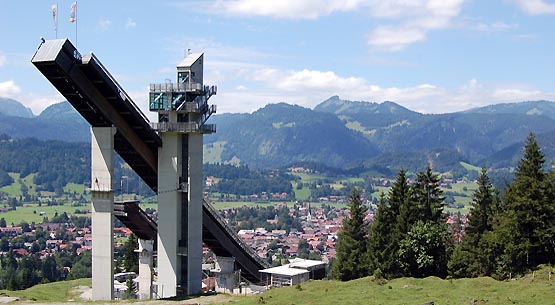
[[123, 234, 139, 273], [368, 169, 410, 277], [391, 169, 412, 237], [449, 168, 500, 277], [497, 133, 554, 274], [412, 165, 445, 224], [466, 168, 496, 237], [332, 188, 368, 281], [367, 193, 394, 276]]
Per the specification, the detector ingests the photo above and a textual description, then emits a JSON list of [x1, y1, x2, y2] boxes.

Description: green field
[[291, 172, 326, 182], [0, 278, 91, 302], [0, 173, 23, 196], [293, 182, 311, 201], [204, 141, 226, 164], [0, 204, 83, 225], [223, 267, 555, 305], [460, 161, 482, 172]]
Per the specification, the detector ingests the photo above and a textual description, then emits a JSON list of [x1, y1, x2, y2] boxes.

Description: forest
[[333, 133, 555, 281]]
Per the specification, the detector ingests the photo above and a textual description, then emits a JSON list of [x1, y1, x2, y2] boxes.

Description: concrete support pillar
[[157, 132, 182, 298], [137, 239, 154, 300], [90, 126, 116, 301], [186, 133, 203, 295]]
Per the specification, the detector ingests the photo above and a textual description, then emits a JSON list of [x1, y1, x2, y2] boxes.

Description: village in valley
[[0, 164, 473, 291]]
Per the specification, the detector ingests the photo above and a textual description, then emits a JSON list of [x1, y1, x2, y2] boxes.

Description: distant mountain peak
[[314, 96, 417, 116], [0, 98, 34, 118]]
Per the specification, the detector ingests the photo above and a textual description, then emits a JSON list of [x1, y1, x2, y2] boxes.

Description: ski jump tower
[[149, 53, 216, 297]]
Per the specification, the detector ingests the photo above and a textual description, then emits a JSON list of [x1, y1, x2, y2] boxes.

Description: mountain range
[[2, 96, 555, 172]]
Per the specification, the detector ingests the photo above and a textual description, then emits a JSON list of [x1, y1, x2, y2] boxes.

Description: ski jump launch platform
[[32, 39, 268, 300]]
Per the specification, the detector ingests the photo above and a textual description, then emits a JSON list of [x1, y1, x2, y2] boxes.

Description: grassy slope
[[226, 268, 555, 305], [0, 278, 91, 302]]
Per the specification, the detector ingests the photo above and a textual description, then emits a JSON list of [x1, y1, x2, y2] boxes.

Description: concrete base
[[156, 132, 204, 298], [137, 239, 154, 299], [157, 132, 181, 298], [90, 127, 116, 301]]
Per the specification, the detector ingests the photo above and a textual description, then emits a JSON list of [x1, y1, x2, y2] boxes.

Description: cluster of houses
[[233, 204, 373, 264], [0, 221, 133, 259]]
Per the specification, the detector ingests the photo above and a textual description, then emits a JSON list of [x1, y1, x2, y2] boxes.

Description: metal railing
[[203, 199, 269, 268], [149, 82, 202, 93], [150, 122, 215, 133]]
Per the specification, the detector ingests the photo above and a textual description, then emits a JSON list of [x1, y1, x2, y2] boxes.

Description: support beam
[[157, 132, 182, 298], [186, 133, 203, 295], [137, 239, 154, 300], [91, 126, 116, 300]]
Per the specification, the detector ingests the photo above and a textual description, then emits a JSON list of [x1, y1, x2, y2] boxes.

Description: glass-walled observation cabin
[[148, 52, 217, 133]]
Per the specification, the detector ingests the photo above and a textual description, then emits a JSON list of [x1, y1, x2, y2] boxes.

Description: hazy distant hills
[[2, 97, 555, 171], [0, 98, 34, 118], [0, 99, 89, 142], [206, 103, 380, 168]]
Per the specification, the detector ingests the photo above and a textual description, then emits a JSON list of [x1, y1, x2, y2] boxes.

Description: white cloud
[[367, 0, 465, 51], [126, 18, 137, 29], [99, 19, 111, 30], [202, 0, 465, 50], [216, 64, 555, 114], [513, 0, 555, 15], [158, 39, 554, 115], [368, 25, 427, 51], [0, 54, 6, 67], [0, 80, 21, 97], [210, 0, 366, 19]]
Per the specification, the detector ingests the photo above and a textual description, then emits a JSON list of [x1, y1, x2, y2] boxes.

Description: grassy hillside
[[226, 267, 555, 305], [0, 278, 90, 302]]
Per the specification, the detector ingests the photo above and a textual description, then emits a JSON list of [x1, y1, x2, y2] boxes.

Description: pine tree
[[466, 169, 496, 237], [368, 169, 410, 278], [449, 168, 500, 277], [391, 169, 413, 237], [123, 234, 139, 273], [412, 165, 445, 224], [497, 133, 554, 274], [367, 193, 394, 276], [332, 188, 368, 281]]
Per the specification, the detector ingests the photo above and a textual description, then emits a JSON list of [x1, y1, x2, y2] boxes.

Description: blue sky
[[1, 0, 555, 118]]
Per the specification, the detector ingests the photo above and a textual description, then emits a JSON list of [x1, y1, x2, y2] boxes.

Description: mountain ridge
[[2, 97, 555, 171]]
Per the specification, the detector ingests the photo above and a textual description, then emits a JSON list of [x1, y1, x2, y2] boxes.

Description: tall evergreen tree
[[466, 169, 496, 237], [123, 234, 139, 273], [412, 165, 445, 224], [368, 169, 411, 278], [332, 188, 368, 281], [498, 133, 554, 274], [391, 169, 413, 237], [449, 168, 500, 277], [367, 193, 395, 277]]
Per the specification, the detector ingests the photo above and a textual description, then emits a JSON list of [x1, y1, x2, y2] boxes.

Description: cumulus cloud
[[217, 64, 555, 114], [512, 0, 555, 15], [0, 80, 21, 97], [367, 0, 465, 51], [204, 0, 465, 51]]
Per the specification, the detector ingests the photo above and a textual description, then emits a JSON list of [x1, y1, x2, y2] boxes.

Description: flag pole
[[75, 1, 78, 46]]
